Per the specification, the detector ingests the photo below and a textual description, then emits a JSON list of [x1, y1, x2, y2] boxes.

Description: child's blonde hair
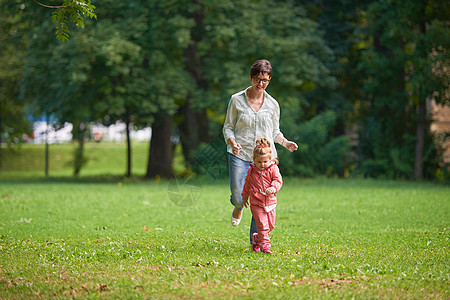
[[253, 137, 272, 160]]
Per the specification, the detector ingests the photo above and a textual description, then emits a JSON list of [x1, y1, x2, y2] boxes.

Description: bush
[[279, 110, 351, 177]]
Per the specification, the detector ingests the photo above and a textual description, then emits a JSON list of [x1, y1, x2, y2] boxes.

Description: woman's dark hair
[[250, 59, 272, 78]]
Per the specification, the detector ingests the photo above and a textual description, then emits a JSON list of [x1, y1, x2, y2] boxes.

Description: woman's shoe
[[252, 243, 260, 252], [231, 208, 242, 227], [231, 215, 241, 227]]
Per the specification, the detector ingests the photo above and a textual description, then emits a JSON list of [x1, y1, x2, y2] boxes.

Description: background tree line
[[0, 0, 448, 180]]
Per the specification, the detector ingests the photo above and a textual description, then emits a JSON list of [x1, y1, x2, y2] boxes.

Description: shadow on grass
[[0, 173, 228, 185], [0, 174, 150, 184]]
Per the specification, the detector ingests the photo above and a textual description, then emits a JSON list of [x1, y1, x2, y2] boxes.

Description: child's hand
[[243, 197, 249, 208], [265, 187, 276, 195]]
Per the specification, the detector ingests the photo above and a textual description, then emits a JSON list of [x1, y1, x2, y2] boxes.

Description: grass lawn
[[0, 177, 448, 299], [0, 143, 448, 298]]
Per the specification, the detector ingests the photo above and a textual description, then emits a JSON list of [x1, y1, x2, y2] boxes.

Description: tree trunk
[[414, 4, 428, 181], [125, 115, 132, 178], [146, 114, 174, 179], [0, 104, 2, 171], [45, 137, 49, 177], [180, 11, 210, 165], [73, 136, 84, 176], [73, 121, 87, 176], [45, 116, 50, 177], [178, 95, 209, 166], [414, 99, 426, 180]]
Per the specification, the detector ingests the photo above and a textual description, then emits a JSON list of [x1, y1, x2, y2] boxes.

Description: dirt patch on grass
[[292, 278, 360, 288]]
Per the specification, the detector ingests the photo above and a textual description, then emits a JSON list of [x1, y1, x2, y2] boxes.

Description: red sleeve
[[241, 166, 252, 197], [270, 165, 283, 192]]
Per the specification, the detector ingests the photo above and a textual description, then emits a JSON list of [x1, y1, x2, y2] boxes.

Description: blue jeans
[[228, 154, 258, 244]]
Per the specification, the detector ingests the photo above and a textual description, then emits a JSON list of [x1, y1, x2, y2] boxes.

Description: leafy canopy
[[31, 0, 97, 41]]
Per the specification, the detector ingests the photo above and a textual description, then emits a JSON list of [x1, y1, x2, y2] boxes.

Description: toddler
[[242, 137, 282, 253]]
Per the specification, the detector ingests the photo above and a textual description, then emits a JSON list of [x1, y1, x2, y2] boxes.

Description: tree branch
[[31, 0, 68, 9]]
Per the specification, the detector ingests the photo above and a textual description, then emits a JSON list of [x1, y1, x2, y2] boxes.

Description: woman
[[222, 59, 298, 244]]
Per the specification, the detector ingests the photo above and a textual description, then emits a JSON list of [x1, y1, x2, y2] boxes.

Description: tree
[[302, 0, 374, 133], [406, 1, 449, 179], [358, 0, 449, 179], [88, 18, 151, 178], [144, 0, 343, 177], [0, 1, 34, 169], [1, 0, 97, 174], [22, 2, 154, 176], [140, 0, 196, 178], [30, 0, 96, 41], [17, 0, 361, 179]]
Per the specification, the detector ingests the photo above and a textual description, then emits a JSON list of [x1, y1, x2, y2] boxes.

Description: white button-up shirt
[[223, 87, 283, 162]]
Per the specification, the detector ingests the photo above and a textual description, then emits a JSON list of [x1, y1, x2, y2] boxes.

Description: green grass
[[0, 177, 448, 299], [0, 143, 449, 298]]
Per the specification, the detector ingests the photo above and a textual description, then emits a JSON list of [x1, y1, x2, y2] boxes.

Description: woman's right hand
[[231, 142, 242, 156]]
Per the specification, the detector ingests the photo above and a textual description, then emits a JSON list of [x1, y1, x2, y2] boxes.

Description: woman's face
[[250, 72, 271, 93]]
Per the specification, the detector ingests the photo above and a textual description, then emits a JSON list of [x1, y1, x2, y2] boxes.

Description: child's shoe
[[252, 243, 260, 252], [251, 233, 260, 252], [261, 245, 272, 254]]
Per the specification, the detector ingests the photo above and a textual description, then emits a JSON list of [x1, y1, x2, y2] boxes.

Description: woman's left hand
[[285, 141, 298, 152]]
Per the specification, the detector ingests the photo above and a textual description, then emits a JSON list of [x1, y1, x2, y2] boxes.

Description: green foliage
[[21, 1, 154, 175], [3, 0, 449, 179], [0, 0, 33, 150], [356, 0, 449, 180], [49, 0, 97, 42], [358, 133, 417, 179], [19, 0, 341, 177], [279, 110, 351, 177]]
